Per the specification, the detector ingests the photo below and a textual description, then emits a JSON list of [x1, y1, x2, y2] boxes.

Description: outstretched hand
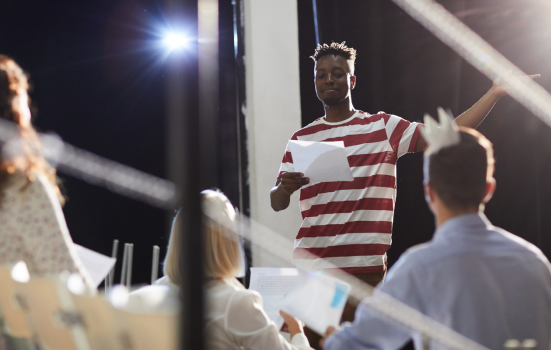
[[491, 71, 541, 98]]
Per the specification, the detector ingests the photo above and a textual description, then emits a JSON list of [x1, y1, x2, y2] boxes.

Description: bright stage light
[[163, 33, 189, 49]]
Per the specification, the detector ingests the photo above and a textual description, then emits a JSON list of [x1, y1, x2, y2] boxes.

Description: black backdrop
[[298, 0, 551, 270], [2, 0, 551, 295]]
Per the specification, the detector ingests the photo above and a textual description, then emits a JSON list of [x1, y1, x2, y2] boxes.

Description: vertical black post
[[232, 0, 250, 218], [164, 1, 203, 349], [232, 0, 252, 288]]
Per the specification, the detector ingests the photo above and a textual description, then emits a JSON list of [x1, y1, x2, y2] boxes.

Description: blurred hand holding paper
[[280, 274, 350, 335], [288, 140, 353, 183]]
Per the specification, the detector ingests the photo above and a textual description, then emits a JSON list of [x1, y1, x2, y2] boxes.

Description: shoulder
[[291, 118, 325, 139], [385, 242, 433, 280], [492, 226, 551, 265]]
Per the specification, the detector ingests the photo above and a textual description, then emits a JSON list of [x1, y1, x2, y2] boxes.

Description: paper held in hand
[[249, 267, 303, 331], [74, 244, 117, 288], [288, 140, 353, 184], [280, 273, 351, 335]]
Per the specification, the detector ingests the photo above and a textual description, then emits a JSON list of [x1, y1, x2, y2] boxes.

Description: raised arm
[[415, 73, 540, 151], [270, 172, 310, 211]]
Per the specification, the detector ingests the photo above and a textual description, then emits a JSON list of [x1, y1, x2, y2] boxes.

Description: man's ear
[[424, 183, 434, 204], [482, 178, 496, 204], [350, 75, 356, 90]]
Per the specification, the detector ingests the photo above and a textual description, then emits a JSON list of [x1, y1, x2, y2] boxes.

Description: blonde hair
[[163, 190, 241, 285]]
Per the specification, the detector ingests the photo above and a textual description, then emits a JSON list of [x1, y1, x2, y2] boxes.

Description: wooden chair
[[0, 265, 33, 339], [71, 293, 122, 350], [14, 274, 91, 350]]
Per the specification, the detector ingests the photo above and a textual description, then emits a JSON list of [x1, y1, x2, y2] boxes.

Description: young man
[[270, 41, 538, 287], [321, 115, 551, 349]]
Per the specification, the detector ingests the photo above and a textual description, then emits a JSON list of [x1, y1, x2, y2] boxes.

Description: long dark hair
[[0, 55, 64, 205]]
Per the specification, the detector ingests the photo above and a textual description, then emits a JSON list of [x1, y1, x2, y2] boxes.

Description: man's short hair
[[426, 128, 495, 211], [310, 41, 357, 76]]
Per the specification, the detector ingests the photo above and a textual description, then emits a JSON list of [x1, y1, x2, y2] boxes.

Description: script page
[[249, 267, 303, 330], [288, 140, 353, 183]]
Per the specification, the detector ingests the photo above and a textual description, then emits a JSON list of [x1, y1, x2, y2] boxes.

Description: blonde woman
[[0, 56, 94, 288], [155, 190, 314, 350]]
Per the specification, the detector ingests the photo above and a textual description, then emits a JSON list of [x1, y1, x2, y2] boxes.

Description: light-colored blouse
[[0, 172, 93, 287], [205, 278, 313, 350], [154, 276, 313, 349]]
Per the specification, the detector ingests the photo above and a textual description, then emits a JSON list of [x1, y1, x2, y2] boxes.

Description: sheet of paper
[[289, 140, 353, 184], [249, 267, 304, 330], [280, 273, 351, 335], [73, 244, 116, 288]]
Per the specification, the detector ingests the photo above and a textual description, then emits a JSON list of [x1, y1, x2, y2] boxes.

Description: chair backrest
[[0, 265, 33, 338], [72, 293, 122, 350], [15, 276, 90, 350], [114, 309, 177, 350]]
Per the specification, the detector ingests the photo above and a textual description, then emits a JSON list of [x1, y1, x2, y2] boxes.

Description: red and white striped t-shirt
[[278, 111, 420, 274]]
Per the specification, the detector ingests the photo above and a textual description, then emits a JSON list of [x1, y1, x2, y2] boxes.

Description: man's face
[[314, 55, 355, 106]]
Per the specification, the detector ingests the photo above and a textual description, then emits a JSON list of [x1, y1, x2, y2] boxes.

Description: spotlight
[[163, 33, 189, 50]]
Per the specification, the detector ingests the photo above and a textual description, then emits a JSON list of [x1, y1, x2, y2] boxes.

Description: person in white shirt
[[0, 55, 94, 288], [321, 115, 551, 349], [155, 189, 314, 350]]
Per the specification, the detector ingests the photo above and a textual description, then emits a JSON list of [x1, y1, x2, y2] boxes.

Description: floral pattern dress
[[0, 172, 93, 286]]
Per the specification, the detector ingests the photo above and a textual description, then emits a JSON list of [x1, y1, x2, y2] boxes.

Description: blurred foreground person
[[0, 55, 93, 287], [322, 111, 551, 349], [156, 189, 314, 350]]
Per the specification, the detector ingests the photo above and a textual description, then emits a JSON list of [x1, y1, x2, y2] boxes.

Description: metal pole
[[120, 243, 129, 286], [107, 239, 119, 291], [126, 243, 133, 288], [151, 245, 160, 284], [164, 1, 202, 349]]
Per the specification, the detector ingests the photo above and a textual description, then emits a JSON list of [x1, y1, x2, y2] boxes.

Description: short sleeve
[[225, 290, 313, 350], [277, 135, 297, 178], [382, 113, 420, 158]]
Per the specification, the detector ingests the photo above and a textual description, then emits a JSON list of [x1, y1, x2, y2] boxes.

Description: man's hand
[[490, 71, 541, 98], [279, 310, 305, 339], [270, 172, 310, 211], [278, 172, 310, 195], [320, 326, 338, 349]]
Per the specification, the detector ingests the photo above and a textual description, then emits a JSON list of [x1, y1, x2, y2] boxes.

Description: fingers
[[278, 172, 310, 185], [279, 310, 290, 320], [325, 326, 336, 336], [527, 74, 541, 80], [281, 172, 307, 179]]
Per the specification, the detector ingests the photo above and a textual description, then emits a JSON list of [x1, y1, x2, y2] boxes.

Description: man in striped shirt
[[270, 42, 538, 290]]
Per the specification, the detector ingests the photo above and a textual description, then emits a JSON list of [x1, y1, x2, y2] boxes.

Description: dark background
[[2, 0, 551, 299]]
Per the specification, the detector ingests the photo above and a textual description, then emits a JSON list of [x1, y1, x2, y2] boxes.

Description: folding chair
[[14, 273, 91, 350], [71, 293, 122, 350], [0, 265, 33, 338], [114, 309, 177, 350]]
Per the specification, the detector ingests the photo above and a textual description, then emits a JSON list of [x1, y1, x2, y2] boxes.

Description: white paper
[[249, 267, 304, 330], [280, 273, 350, 335], [288, 140, 353, 184], [74, 244, 117, 288]]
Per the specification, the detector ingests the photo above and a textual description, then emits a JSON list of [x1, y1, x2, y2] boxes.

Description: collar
[[433, 212, 493, 242], [318, 110, 363, 125]]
